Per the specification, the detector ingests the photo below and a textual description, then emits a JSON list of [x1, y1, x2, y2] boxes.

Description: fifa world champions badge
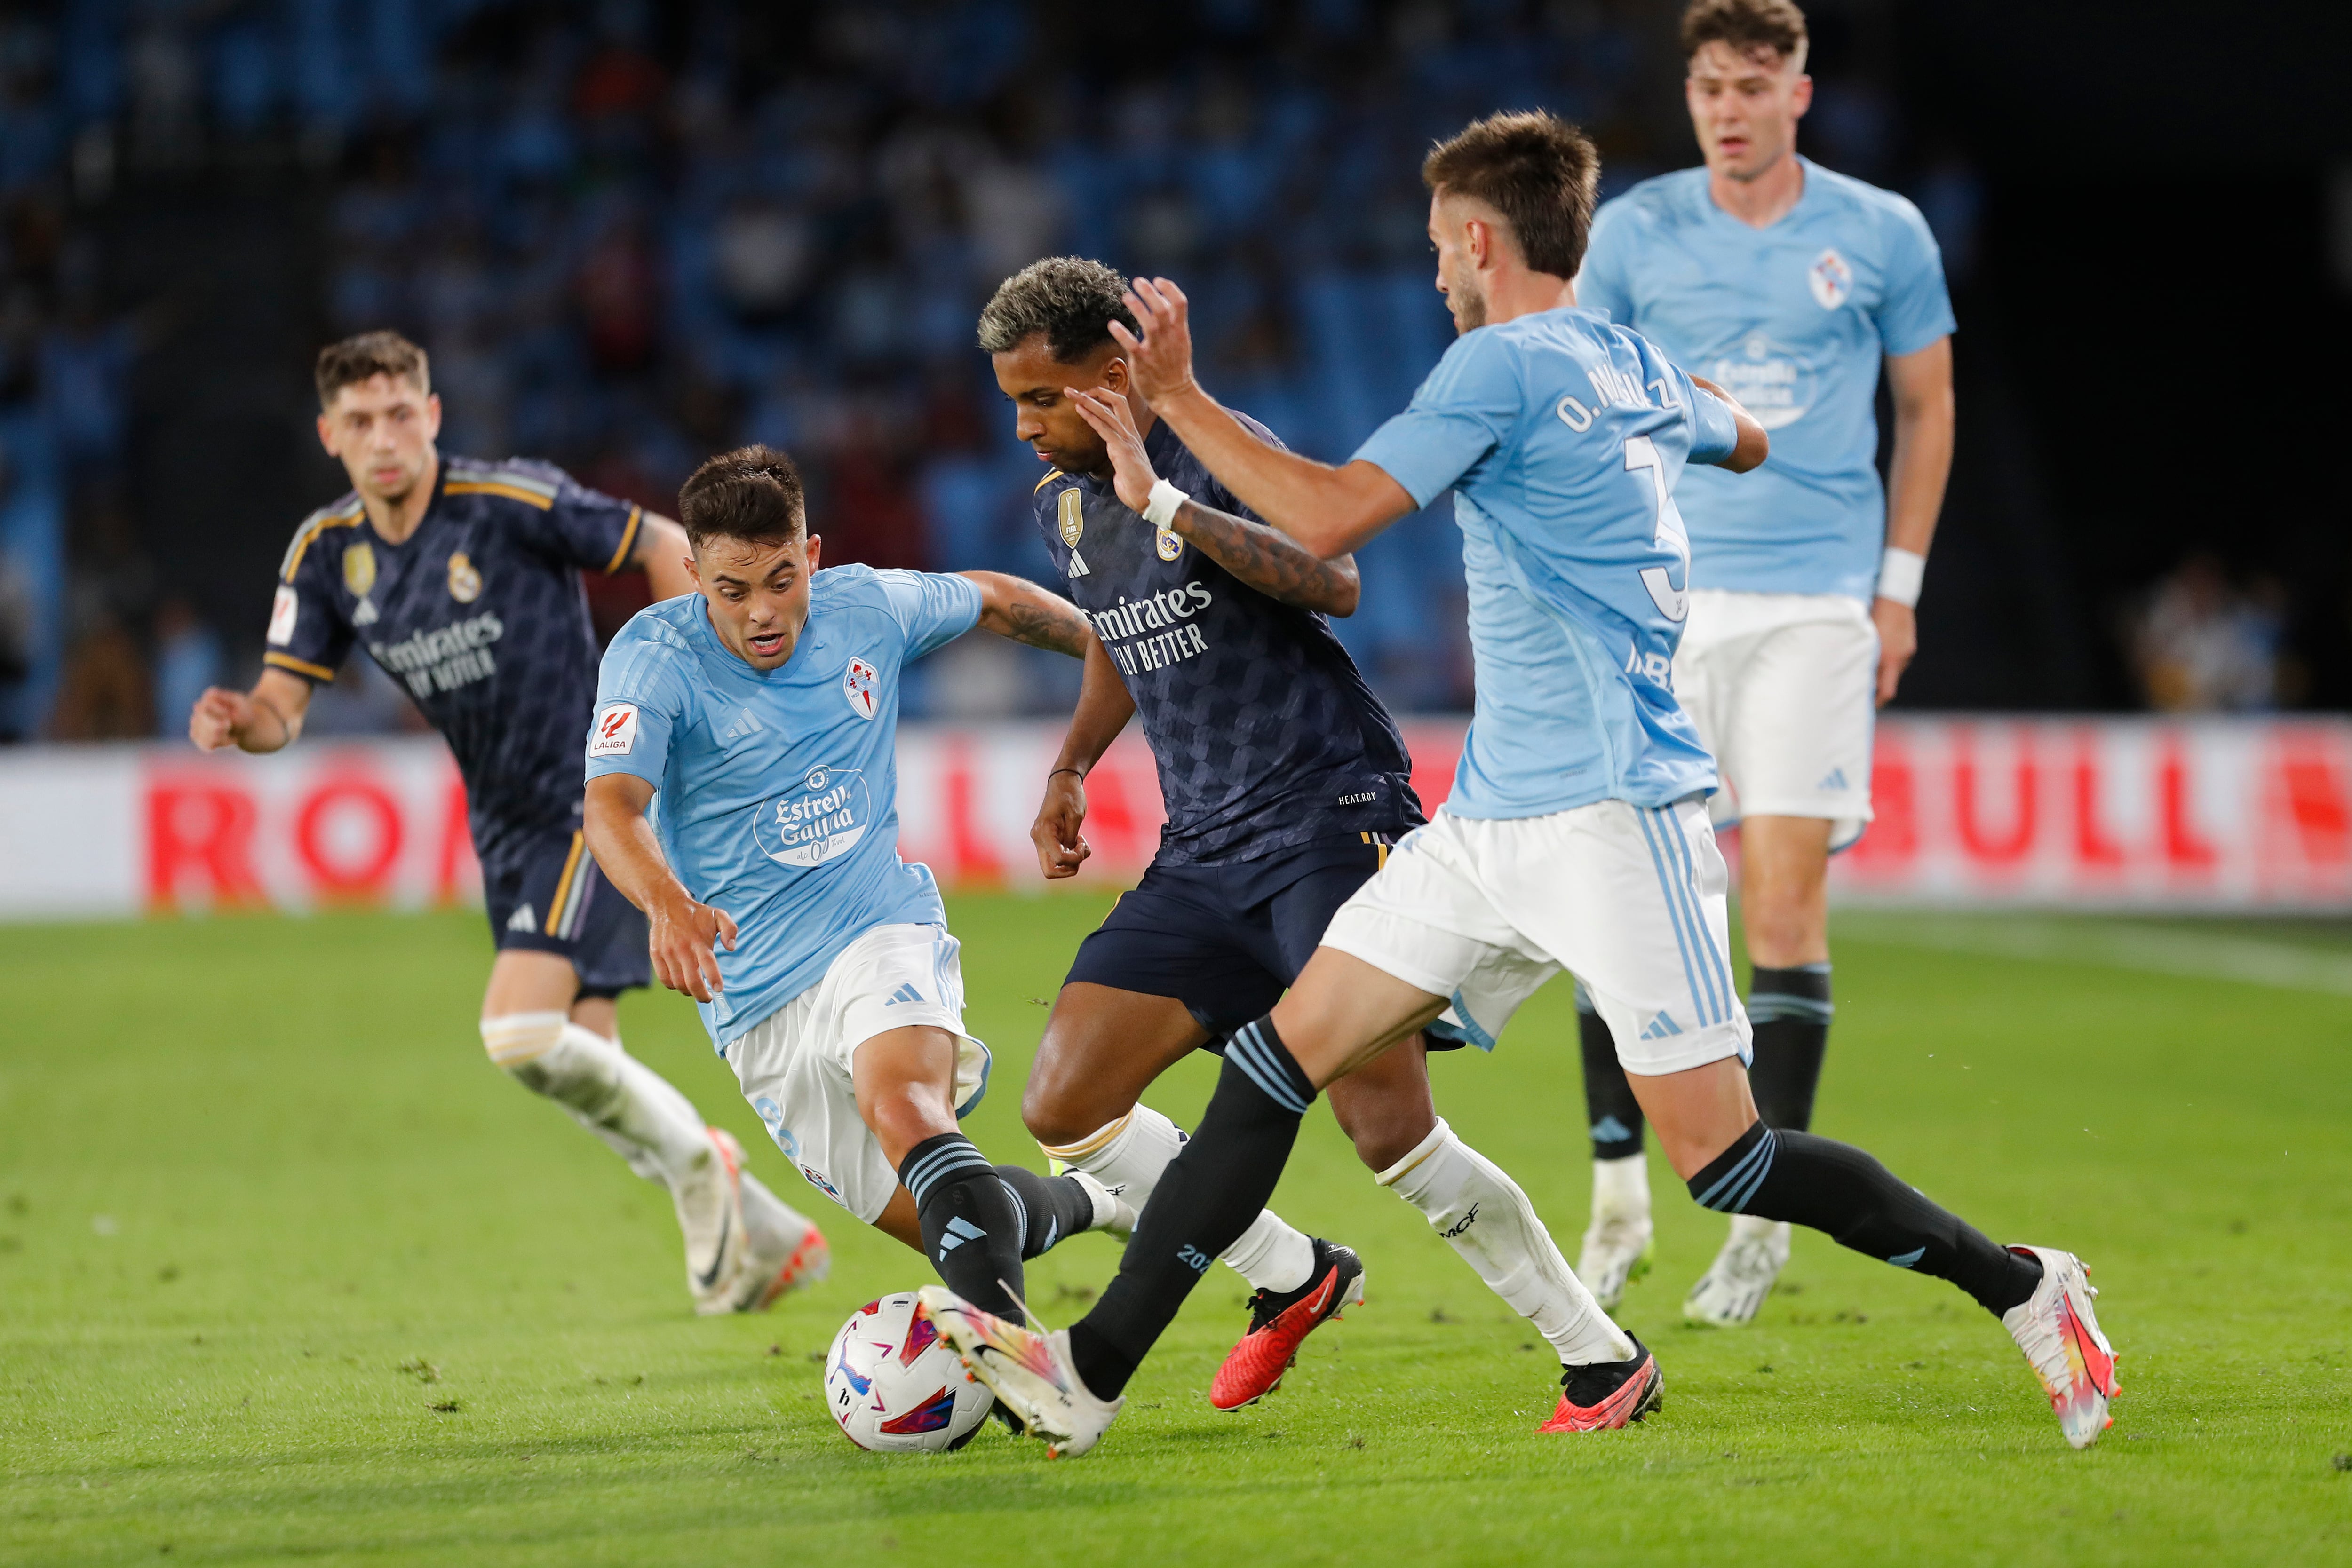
[[842, 655, 880, 720], [1057, 487, 1091, 578], [342, 541, 376, 598]]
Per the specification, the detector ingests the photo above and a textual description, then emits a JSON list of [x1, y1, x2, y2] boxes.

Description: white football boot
[[729, 1154, 831, 1312], [2001, 1245, 2120, 1449], [1682, 1216, 1790, 1327], [680, 1127, 753, 1316], [918, 1286, 1124, 1458]]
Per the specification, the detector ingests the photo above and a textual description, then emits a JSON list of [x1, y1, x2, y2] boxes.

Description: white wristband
[[1142, 478, 1188, 528], [1876, 547, 1926, 608]]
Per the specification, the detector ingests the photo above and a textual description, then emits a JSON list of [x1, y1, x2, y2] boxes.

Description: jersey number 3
[[1624, 435, 1690, 623]]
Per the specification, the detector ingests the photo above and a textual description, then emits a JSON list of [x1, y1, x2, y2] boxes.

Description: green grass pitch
[[4, 896, 2350, 1565]]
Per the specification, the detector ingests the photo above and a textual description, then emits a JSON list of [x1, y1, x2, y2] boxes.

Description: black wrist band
[[1049, 768, 1085, 781]]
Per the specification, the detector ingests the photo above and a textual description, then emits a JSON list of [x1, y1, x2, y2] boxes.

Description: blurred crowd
[[4, 0, 1976, 739]]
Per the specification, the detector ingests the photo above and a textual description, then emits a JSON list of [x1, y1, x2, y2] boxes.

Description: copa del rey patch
[[589, 703, 638, 757]]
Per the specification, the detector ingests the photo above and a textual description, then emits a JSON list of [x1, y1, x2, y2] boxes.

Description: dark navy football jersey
[[264, 456, 643, 861], [1033, 414, 1420, 865]]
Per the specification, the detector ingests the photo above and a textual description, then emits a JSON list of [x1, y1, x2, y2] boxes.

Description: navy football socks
[[1070, 1016, 1317, 1399], [1576, 994, 1645, 1159], [900, 1132, 1028, 1318], [1746, 963, 1833, 1131], [1685, 1121, 2041, 1315]]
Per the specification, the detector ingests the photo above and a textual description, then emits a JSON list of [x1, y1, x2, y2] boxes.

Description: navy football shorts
[[480, 825, 651, 998], [1065, 829, 1462, 1049]]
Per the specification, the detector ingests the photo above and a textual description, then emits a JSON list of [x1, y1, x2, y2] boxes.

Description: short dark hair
[[677, 445, 807, 550], [315, 330, 429, 408], [1681, 0, 1808, 68], [976, 256, 1138, 365], [1421, 111, 1600, 280]]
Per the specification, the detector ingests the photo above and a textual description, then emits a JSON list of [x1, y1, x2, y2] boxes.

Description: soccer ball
[[821, 1292, 992, 1452]]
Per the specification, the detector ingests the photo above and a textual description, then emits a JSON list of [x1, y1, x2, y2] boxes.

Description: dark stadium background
[[0, 0, 2340, 740]]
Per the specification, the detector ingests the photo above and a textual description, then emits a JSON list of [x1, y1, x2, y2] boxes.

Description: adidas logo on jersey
[[1637, 1010, 1684, 1040], [506, 903, 538, 934], [352, 597, 379, 627], [1066, 548, 1091, 578], [884, 983, 925, 1006], [1817, 767, 1849, 791]]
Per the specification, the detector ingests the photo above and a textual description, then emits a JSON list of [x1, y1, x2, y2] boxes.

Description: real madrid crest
[[342, 541, 376, 598], [1154, 526, 1183, 563], [447, 550, 483, 603]]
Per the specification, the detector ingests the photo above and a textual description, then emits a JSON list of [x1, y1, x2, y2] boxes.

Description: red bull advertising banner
[[0, 716, 2345, 919]]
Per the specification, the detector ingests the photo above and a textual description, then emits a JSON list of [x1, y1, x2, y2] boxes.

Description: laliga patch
[[267, 585, 299, 645], [589, 703, 638, 758], [1808, 247, 1853, 310], [842, 655, 880, 720]]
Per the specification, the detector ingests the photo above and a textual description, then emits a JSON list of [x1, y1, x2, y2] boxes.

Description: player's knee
[[866, 1081, 959, 1162], [480, 1010, 568, 1077], [1019, 1075, 1100, 1149]]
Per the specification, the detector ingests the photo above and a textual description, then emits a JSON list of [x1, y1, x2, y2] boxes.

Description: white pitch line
[[1840, 916, 2352, 998]]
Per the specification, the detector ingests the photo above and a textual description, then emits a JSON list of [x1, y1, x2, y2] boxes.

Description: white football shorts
[[721, 921, 992, 1224], [1673, 588, 1878, 850], [1322, 800, 1752, 1077]]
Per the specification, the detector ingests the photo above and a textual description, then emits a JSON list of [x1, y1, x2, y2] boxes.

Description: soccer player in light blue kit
[[580, 447, 1133, 1323], [1570, 0, 1960, 1327], [922, 112, 2116, 1457]]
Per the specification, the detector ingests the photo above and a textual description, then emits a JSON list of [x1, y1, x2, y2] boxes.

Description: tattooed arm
[[957, 571, 1096, 657], [1068, 386, 1361, 618]]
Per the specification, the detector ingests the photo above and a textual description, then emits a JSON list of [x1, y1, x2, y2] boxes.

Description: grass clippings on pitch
[[2, 898, 2348, 1566]]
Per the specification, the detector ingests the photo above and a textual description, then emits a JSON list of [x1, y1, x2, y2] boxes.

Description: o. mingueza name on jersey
[[371, 611, 506, 699], [1085, 581, 1215, 677]]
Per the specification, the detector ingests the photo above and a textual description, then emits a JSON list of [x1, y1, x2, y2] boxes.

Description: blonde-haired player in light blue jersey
[[1570, 0, 1959, 1327]]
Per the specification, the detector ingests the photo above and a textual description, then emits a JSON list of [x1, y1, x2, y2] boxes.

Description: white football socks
[[1593, 1151, 1652, 1220], [482, 1013, 716, 1188], [1380, 1118, 1637, 1365], [1041, 1103, 1316, 1294]]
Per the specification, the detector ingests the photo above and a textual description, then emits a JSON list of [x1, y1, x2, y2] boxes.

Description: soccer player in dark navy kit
[[188, 331, 828, 1315], [979, 260, 1632, 1410]]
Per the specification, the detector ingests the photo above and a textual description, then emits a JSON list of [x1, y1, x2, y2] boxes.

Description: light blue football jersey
[[584, 565, 983, 1046], [1577, 157, 1955, 600], [1354, 307, 1742, 819]]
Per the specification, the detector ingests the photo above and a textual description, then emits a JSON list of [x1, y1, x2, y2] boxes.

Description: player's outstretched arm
[[1111, 277, 1416, 558], [1032, 637, 1137, 880], [957, 572, 1095, 658], [1689, 374, 1771, 473], [631, 512, 698, 602], [1067, 387, 1361, 616], [188, 668, 314, 754], [583, 773, 734, 1004]]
